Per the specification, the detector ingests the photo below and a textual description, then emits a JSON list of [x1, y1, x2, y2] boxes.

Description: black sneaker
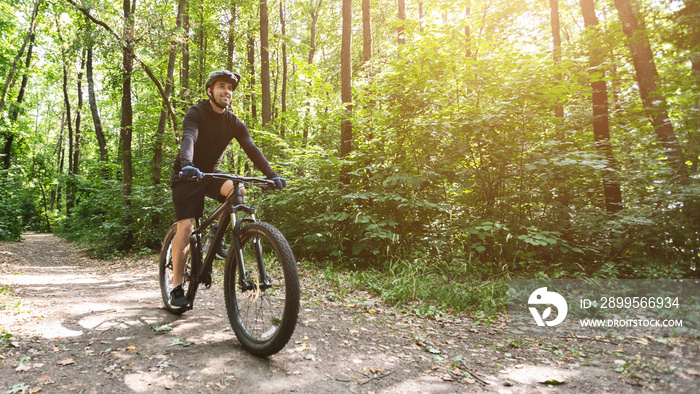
[[215, 241, 228, 260], [169, 285, 187, 306]]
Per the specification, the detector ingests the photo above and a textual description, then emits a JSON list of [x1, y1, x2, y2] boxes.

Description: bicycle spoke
[[225, 222, 299, 356]]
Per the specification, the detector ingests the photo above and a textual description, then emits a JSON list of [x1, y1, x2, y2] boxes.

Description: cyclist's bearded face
[[208, 81, 234, 109]]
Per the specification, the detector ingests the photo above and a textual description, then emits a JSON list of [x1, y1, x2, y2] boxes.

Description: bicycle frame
[[186, 174, 273, 300]]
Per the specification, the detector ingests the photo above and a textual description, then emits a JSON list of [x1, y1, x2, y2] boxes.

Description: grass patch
[[0, 328, 13, 350], [0, 285, 12, 310], [307, 259, 508, 315], [0, 285, 23, 316]]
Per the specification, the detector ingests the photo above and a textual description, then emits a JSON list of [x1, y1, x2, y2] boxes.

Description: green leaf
[[8, 383, 31, 394], [151, 324, 173, 332], [168, 338, 189, 346], [541, 379, 565, 385]]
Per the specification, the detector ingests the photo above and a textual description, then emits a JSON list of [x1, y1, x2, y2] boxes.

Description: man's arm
[[179, 107, 201, 167], [234, 120, 277, 179]]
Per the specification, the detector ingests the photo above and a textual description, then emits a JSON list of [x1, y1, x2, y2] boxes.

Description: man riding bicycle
[[169, 69, 285, 307]]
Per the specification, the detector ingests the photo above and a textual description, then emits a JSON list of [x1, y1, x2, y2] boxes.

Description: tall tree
[[86, 35, 107, 170], [246, 27, 257, 127], [120, 0, 135, 218], [196, 3, 206, 91], [464, 5, 471, 58], [55, 14, 76, 215], [340, 0, 352, 160], [362, 0, 371, 63], [397, 0, 405, 45], [613, 0, 688, 178], [54, 112, 66, 210], [73, 49, 85, 177], [3, 30, 36, 170], [549, 0, 564, 119], [181, 0, 191, 111], [260, 0, 272, 127], [227, 1, 237, 70], [304, 0, 323, 146], [0, 0, 41, 115], [307, 0, 322, 64], [671, 0, 700, 173], [153, 0, 186, 186], [279, 0, 288, 137], [580, 0, 623, 213]]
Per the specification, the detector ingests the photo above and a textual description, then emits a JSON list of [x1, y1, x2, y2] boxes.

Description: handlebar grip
[[179, 171, 201, 180]]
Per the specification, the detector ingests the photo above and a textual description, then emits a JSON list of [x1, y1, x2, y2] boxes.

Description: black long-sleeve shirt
[[171, 100, 277, 182]]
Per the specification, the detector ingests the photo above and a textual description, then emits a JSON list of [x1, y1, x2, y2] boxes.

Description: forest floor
[[0, 233, 699, 394]]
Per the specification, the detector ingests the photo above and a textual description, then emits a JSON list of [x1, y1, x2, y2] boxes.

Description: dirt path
[[0, 233, 698, 393]]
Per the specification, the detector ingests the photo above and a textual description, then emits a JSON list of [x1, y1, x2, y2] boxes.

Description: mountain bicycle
[[158, 173, 299, 357]]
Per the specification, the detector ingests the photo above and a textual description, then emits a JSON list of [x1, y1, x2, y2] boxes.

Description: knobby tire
[[224, 222, 300, 357]]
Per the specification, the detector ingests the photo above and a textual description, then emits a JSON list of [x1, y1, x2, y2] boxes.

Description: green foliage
[[0, 327, 12, 351], [58, 176, 174, 256], [0, 169, 41, 241]]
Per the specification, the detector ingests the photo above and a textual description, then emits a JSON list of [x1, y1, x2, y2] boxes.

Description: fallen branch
[[459, 361, 490, 386], [359, 370, 395, 385]]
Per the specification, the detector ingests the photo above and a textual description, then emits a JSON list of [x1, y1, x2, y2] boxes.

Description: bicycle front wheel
[[159, 223, 198, 314], [224, 222, 300, 357]]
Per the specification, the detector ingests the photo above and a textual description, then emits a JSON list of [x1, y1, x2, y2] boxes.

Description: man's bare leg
[[172, 218, 194, 287]]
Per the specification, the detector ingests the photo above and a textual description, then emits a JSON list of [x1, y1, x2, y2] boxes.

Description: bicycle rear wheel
[[224, 222, 300, 357], [159, 223, 198, 314]]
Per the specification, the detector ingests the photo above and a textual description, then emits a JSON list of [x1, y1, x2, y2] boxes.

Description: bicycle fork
[[232, 215, 272, 292]]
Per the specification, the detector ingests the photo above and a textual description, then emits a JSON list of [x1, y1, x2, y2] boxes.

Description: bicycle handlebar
[[179, 171, 279, 189]]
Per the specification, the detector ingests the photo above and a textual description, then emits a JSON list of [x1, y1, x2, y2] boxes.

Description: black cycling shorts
[[171, 177, 228, 221]]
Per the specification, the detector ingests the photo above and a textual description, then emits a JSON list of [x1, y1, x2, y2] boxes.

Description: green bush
[[0, 169, 41, 241], [59, 177, 174, 256]]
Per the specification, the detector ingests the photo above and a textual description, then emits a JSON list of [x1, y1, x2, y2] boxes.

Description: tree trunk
[[613, 0, 688, 178], [56, 14, 76, 216], [0, 0, 40, 115], [2, 0, 40, 170], [280, 0, 287, 137], [181, 0, 191, 110], [419, 2, 424, 32], [197, 4, 206, 91], [86, 42, 107, 171], [246, 27, 257, 127], [153, 0, 186, 186], [53, 112, 66, 211], [37, 177, 52, 232], [397, 0, 405, 45], [73, 50, 85, 177], [3, 32, 35, 170], [580, 0, 623, 213], [465, 6, 471, 58], [362, 0, 372, 63], [304, 0, 322, 146], [121, 0, 135, 216], [227, 1, 237, 70], [308, 0, 322, 64], [340, 0, 352, 160], [260, 0, 272, 127], [549, 0, 564, 119]]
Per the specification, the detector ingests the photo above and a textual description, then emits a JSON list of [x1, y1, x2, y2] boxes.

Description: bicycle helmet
[[205, 70, 241, 92]]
